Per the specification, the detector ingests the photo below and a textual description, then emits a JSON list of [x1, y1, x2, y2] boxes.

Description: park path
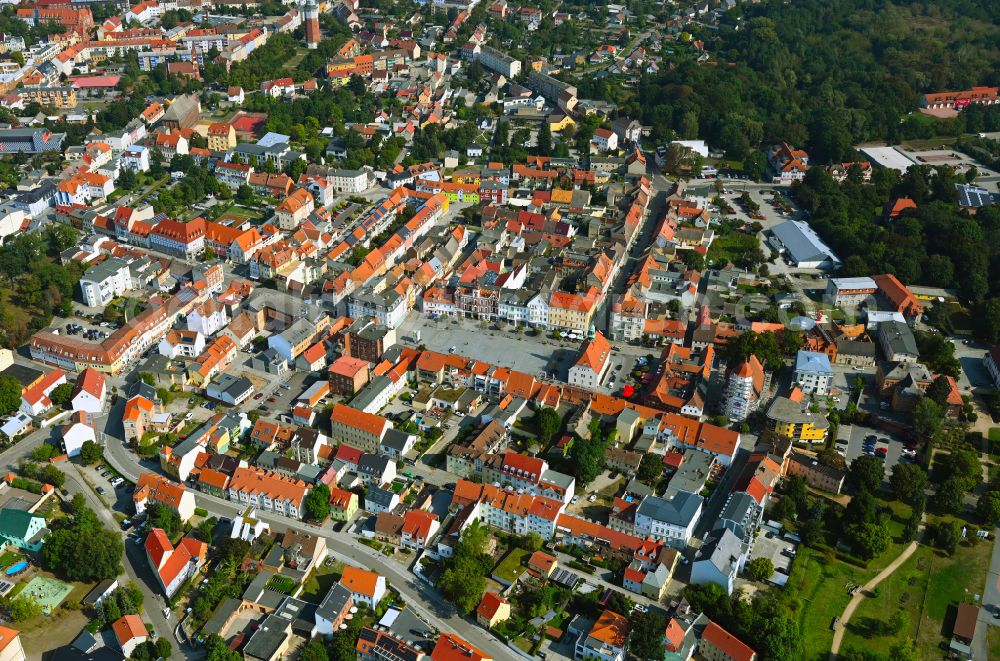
[[829, 541, 919, 659]]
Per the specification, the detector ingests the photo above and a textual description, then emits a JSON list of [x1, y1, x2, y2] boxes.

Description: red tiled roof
[[431, 633, 490, 661], [144, 528, 171, 569], [701, 621, 755, 661], [112, 614, 146, 646], [477, 591, 507, 621]]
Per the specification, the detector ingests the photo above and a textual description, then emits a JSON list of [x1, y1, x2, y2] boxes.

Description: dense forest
[[633, 0, 1000, 162]]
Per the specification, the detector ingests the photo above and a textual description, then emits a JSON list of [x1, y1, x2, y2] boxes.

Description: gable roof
[[112, 614, 146, 647], [701, 620, 755, 661], [340, 566, 382, 597], [476, 591, 508, 621], [431, 633, 490, 661]]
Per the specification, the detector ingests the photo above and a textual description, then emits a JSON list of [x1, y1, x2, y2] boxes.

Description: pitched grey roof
[[636, 490, 702, 527], [697, 527, 743, 575], [316, 583, 352, 624]]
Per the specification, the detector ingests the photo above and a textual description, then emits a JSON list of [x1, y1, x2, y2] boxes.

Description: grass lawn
[[706, 229, 758, 268], [838, 532, 992, 659], [492, 550, 530, 585], [989, 428, 1000, 442], [513, 637, 533, 654], [0, 551, 22, 570], [989, 624, 1000, 659], [300, 561, 344, 603], [787, 497, 915, 661]]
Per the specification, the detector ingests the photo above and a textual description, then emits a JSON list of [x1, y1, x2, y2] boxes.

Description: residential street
[[99, 431, 512, 660], [975, 527, 1000, 661]]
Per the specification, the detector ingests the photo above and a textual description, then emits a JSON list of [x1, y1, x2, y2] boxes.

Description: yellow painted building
[[19, 86, 77, 108], [549, 113, 575, 132], [207, 123, 236, 152], [765, 395, 829, 443], [548, 289, 598, 332]]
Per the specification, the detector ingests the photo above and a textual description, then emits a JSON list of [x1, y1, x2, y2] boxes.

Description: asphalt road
[[101, 433, 512, 660], [0, 428, 179, 655]]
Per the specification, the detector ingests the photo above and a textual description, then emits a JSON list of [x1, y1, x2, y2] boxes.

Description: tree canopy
[[42, 500, 122, 582]]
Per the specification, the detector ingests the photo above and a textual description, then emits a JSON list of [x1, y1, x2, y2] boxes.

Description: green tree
[[301, 640, 329, 661], [49, 382, 73, 407], [888, 609, 909, 635], [303, 483, 331, 522], [976, 489, 1000, 524], [7, 594, 42, 622], [205, 634, 243, 661], [0, 376, 22, 415], [236, 185, 255, 204], [849, 456, 884, 493], [438, 523, 489, 614], [117, 167, 138, 191], [535, 407, 561, 446], [79, 440, 102, 465], [925, 375, 954, 407], [536, 121, 552, 157], [932, 477, 965, 514], [888, 463, 927, 504], [849, 522, 891, 560], [929, 519, 960, 555], [148, 503, 182, 539], [888, 639, 919, 661], [637, 453, 664, 485], [745, 556, 774, 581], [569, 433, 607, 486], [629, 610, 668, 660]]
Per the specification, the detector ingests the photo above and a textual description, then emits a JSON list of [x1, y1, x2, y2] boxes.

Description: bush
[[194, 507, 208, 518]]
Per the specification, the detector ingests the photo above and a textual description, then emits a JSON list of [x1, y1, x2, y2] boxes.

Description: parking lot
[[55, 316, 120, 342], [837, 423, 912, 478], [78, 462, 134, 515], [747, 527, 798, 583], [398, 314, 572, 379], [398, 313, 662, 393]]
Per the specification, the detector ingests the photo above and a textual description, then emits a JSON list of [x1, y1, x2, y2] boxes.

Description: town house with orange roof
[[645, 344, 714, 418], [451, 480, 565, 539], [206, 122, 236, 152], [482, 451, 576, 504], [133, 472, 196, 522], [873, 272, 924, 319], [339, 566, 386, 608], [275, 188, 315, 230], [767, 142, 809, 184], [143, 528, 207, 598], [721, 354, 765, 422], [572, 610, 629, 661], [700, 620, 757, 661], [401, 509, 440, 550], [568, 330, 612, 388], [112, 614, 147, 658], [70, 367, 106, 414], [649, 414, 741, 467], [329, 404, 392, 453], [149, 216, 205, 260], [431, 633, 492, 661], [227, 466, 309, 519], [476, 592, 510, 629]]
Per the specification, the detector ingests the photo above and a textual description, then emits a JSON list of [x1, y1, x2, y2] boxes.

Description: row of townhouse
[[451, 480, 565, 539], [422, 284, 601, 333], [30, 285, 207, 375]]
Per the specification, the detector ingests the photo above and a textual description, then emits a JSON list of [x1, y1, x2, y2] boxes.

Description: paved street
[[975, 527, 1000, 661], [0, 429, 179, 656], [100, 432, 511, 660]]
